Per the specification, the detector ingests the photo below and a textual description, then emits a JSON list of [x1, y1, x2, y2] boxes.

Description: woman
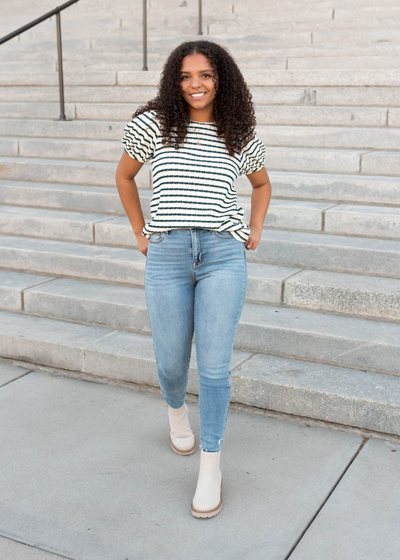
[[115, 39, 271, 519]]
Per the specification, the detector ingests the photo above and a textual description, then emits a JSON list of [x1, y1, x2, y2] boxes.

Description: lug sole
[[191, 477, 223, 518], [169, 433, 197, 456]]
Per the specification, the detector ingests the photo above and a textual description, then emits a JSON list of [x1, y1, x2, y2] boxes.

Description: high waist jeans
[[144, 228, 247, 452]]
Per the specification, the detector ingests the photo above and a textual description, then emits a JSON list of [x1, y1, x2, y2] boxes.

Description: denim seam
[[202, 254, 247, 453]]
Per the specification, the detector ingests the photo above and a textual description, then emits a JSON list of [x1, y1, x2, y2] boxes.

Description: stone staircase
[[1, 0, 400, 437]]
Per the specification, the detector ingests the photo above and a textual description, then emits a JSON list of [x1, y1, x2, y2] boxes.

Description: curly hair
[[131, 40, 258, 157]]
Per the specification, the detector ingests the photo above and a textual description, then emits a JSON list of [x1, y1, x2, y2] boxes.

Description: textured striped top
[[121, 110, 266, 243]]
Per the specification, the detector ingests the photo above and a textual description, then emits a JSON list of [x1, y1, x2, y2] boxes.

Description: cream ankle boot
[[191, 449, 223, 518], [167, 402, 196, 455]]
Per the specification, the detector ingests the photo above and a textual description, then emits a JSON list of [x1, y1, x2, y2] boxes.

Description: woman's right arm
[[115, 150, 150, 257]]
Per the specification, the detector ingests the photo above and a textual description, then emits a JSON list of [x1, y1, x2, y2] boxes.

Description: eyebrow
[[180, 69, 213, 74]]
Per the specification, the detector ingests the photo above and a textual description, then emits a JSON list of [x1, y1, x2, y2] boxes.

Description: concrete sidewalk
[[0, 361, 399, 560]]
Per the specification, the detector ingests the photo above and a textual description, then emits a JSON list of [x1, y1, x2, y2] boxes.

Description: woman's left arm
[[245, 168, 272, 250]]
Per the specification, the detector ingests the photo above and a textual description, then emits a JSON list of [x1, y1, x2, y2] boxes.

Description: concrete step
[[2, 199, 399, 240], [0, 156, 140, 188], [91, 33, 313, 50], [0, 119, 128, 141], [256, 229, 400, 278], [0, 102, 76, 120], [1, 102, 387, 128], [3, 119, 400, 151], [3, 258, 400, 328], [0, 171, 400, 208], [1, 224, 400, 281], [121, 69, 400, 87], [209, 25, 400, 42], [16, 15, 400, 41], [284, 269, 400, 320], [3, 42, 400, 63], [0, 199, 338, 240], [0, 61, 56, 73], [0, 181, 130, 213], [258, 125, 400, 151], [335, 7, 400, 19], [1, 84, 399, 107], [0, 143, 373, 175], [362, 151, 400, 176], [312, 28, 400, 44], [15, 138, 122, 163], [324, 205, 400, 240], [256, 105, 389, 127], [267, 172, 400, 205], [51, 54, 400, 72], [0, 258, 299, 313], [287, 56, 400, 70], [1, 164, 399, 208], [2, 69, 400, 87], [2, 274, 400, 376], [1, 308, 399, 435], [208, 20, 400, 36], [0, 206, 117, 243], [0, 233, 146, 285], [0, 71, 116, 87]]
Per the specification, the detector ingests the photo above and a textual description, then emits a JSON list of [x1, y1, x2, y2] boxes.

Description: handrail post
[[142, 0, 148, 71], [198, 0, 203, 35], [55, 10, 67, 120]]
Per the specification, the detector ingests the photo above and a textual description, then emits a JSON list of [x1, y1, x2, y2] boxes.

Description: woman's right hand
[[137, 234, 150, 257]]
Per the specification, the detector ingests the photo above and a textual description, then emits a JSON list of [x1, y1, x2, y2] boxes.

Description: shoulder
[[122, 110, 160, 163], [241, 133, 265, 155], [124, 110, 160, 135]]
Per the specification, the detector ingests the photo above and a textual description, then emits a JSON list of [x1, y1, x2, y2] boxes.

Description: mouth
[[190, 92, 206, 99]]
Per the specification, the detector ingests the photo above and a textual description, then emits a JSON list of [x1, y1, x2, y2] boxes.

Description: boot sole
[[170, 433, 197, 456], [190, 477, 223, 518]]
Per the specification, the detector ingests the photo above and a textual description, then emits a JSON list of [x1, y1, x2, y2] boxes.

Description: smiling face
[[180, 52, 218, 122]]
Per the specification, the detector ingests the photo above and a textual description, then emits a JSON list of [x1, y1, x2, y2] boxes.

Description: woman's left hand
[[245, 226, 262, 251]]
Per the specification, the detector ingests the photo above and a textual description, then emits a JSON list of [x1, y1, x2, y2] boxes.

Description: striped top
[[121, 110, 266, 243]]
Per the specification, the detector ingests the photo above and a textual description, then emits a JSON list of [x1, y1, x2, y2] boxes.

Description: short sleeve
[[239, 134, 266, 176], [121, 111, 159, 163]]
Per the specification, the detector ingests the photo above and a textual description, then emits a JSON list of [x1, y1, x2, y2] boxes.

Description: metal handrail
[[0, 0, 80, 121], [2, 0, 204, 104], [198, 0, 203, 35]]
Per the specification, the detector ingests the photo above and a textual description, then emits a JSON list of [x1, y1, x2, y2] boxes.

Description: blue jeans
[[144, 228, 247, 452]]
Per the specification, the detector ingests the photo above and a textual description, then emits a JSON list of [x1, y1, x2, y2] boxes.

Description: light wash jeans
[[144, 228, 247, 452]]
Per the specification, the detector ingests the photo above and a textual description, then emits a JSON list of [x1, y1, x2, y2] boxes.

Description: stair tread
[[1, 308, 399, 412]]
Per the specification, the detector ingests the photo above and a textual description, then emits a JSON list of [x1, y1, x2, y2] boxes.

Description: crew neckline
[[189, 119, 217, 124]]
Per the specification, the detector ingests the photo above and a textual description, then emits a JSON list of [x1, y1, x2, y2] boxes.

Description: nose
[[191, 76, 202, 87]]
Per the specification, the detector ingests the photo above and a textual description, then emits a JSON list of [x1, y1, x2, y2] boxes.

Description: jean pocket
[[148, 231, 168, 244], [212, 230, 233, 239]]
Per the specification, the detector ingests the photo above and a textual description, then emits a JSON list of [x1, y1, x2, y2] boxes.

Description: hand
[[245, 227, 262, 251], [136, 233, 150, 257]]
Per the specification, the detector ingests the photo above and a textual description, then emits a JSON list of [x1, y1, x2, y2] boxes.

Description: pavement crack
[[284, 437, 369, 559]]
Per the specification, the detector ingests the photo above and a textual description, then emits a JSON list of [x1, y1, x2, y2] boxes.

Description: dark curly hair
[[131, 40, 258, 157]]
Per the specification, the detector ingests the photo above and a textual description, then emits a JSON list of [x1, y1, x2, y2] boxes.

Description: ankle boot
[[191, 449, 223, 518], [167, 402, 196, 455]]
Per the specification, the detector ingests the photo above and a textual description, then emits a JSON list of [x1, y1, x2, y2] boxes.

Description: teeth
[[191, 93, 205, 98]]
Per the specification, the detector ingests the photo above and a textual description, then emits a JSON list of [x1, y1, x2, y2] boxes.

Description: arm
[[115, 150, 150, 256], [245, 167, 272, 251]]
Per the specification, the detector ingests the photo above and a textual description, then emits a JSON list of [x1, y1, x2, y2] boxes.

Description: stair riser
[[284, 272, 400, 320], [1, 103, 395, 127], [2, 205, 400, 243], [3, 120, 400, 151], [3, 262, 400, 322], [2, 174, 399, 206], [1, 86, 400, 107], [1, 232, 400, 280]]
